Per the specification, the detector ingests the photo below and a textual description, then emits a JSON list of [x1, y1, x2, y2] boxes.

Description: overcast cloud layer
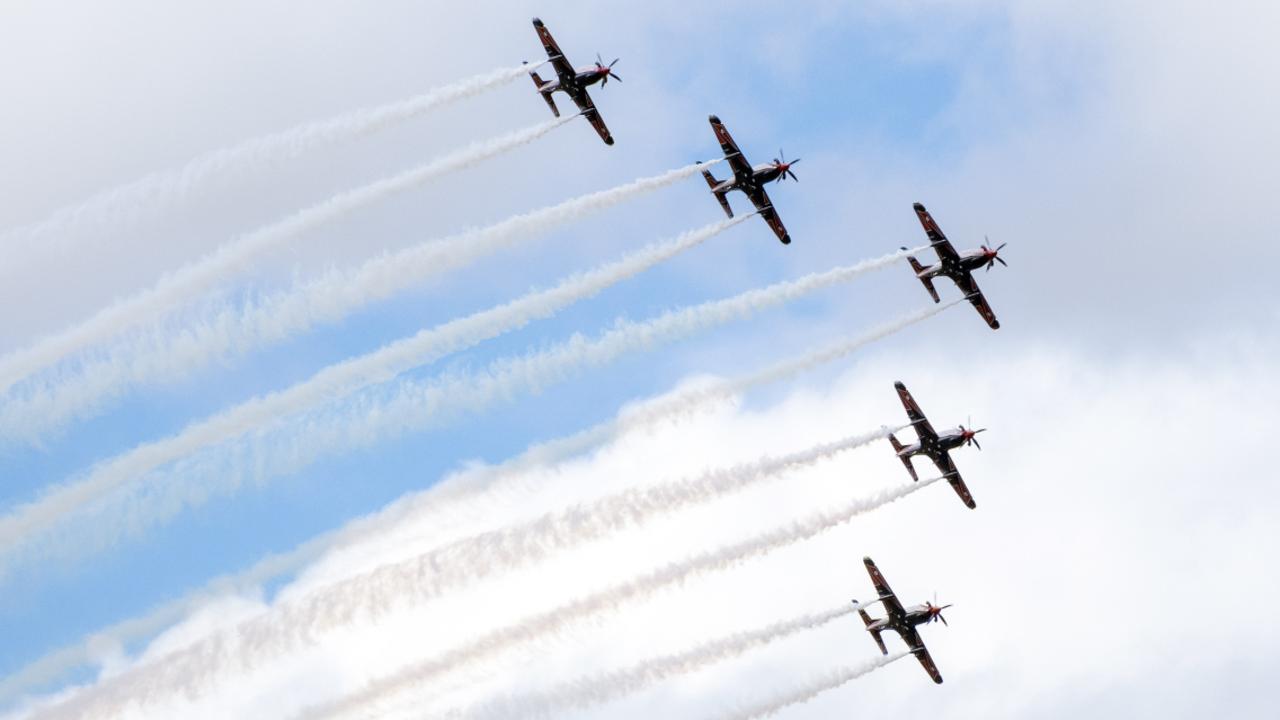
[[1, 1, 1277, 718]]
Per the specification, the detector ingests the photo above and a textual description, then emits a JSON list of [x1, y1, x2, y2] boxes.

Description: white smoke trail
[[452, 604, 869, 720], [300, 478, 943, 720], [25, 430, 885, 720], [0, 242, 903, 579], [715, 652, 909, 720], [0, 300, 954, 705], [0, 116, 573, 413], [387, 425, 893, 587], [0, 212, 735, 572], [27, 476, 942, 717], [0, 64, 532, 265]]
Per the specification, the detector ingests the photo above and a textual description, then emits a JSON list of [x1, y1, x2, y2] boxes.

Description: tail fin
[[888, 434, 920, 482], [905, 256, 940, 303], [699, 165, 733, 218], [528, 70, 559, 117], [857, 607, 889, 655]]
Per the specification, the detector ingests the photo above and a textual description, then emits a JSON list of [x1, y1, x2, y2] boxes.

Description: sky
[[1, 0, 1278, 718]]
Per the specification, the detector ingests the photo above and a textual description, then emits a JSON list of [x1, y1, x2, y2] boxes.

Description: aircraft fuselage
[[915, 248, 993, 282], [865, 604, 936, 636], [535, 66, 608, 96], [897, 428, 969, 460], [710, 164, 784, 195]]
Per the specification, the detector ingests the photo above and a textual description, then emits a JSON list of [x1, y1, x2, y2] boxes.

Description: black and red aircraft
[[902, 203, 1005, 329], [888, 381, 982, 509], [853, 557, 951, 684], [527, 18, 619, 145], [699, 115, 797, 244]]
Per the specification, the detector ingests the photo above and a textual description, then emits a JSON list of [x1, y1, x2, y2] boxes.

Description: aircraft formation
[[527, 17, 1009, 687]]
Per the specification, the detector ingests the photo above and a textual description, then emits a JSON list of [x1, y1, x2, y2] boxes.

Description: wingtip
[[780, 235, 791, 245], [913, 201, 926, 211], [862, 556, 875, 566], [893, 380, 906, 390], [531, 17, 543, 26], [708, 114, 721, 124]]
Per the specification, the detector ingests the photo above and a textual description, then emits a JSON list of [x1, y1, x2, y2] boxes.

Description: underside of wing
[[956, 273, 1000, 329], [933, 454, 977, 509], [894, 381, 936, 439], [751, 189, 790, 244], [909, 638, 945, 684], [913, 202, 960, 262], [708, 115, 753, 181], [569, 90, 613, 145], [863, 557, 906, 619], [532, 18, 575, 81]]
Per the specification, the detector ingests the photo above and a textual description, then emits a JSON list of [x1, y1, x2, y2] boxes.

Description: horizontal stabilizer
[[888, 434, 919, 482], [855, 602, 888, 654], [906, 255, 941, 303], [700, 167, 733, 218]]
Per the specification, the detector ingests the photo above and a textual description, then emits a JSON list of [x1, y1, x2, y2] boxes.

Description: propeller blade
[[610, 57, 619, 67], [787, 169, 798, 182], [997, 242, 1007, 251], [597, 52, 603, 65], [940, 613, 948, 626], [997, 256, 1008, 267], [972, 437, 982, 451]]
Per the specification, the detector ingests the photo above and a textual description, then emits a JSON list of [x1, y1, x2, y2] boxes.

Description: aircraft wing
[[913, 203, 960, 263], [567, 88, 614, 145], [893, 381, 936, 440], [708, 115, 754, 182], [932, 453, 977, 509], [744, 185, 790, 244], [901, 627, 944, 684], [863, 557, 906, 620], [532, 18, 576, 83], [955, 273, 1000, 329]]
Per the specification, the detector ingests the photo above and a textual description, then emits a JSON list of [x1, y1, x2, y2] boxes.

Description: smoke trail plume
[[0, 211, 733, 573], [0, 64, 532, 265], [454, 604, 870, 720], [0, 242, 900, 580], [0, 116, 573, 414], [299, 478, 942, 720], [716, 652, 909, 720], [26, 430, 887, 720], [0, 301, 955, 704]]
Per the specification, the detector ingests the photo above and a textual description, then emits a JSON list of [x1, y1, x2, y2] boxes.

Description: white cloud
[[14, 337, 1277, 718], [5, 1, 1280, 717]]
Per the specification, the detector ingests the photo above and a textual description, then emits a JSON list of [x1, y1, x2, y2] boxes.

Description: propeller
[[980, 235, 1008, 272], [925, 594, 953, 626], [595, 53, 622, 85], [959, 416, 987, 450], [772, 148, 801, 182]]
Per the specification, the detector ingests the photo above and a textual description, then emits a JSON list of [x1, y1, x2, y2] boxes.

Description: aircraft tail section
[[528, 70, 560, 117], [906, 256, 940, 303], [857, 608, 889, 655], [888, 434, 919, 482], [699, 165, 733, 218]]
